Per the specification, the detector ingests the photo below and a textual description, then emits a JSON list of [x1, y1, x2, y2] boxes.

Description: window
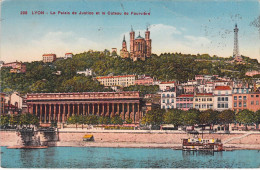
[[183, 98, 186, 101], [234, 102, 237, 107], [171, 94, 174, 97], [239, 96, 242, 100], [225, 97, 228, 101], [256, 95, 259, 98], [218, 104, 220, 108], [167, 94, 170, 97], [163, 106, 165, 109], [218, 97, 220, 101], [243, 96, 246, 100], [242, 89, 244, 93], [221, 104, 224, 108], [176, 104, 180, 108], [234, 96, 237, 100], [176, 98, 179, 101], [167, 99, 169, 104], [225, 104, 228, 108], [172, 99, 174, 103], [256, 101, 259, 105], [243, 102, 246, 107], [251, 95, 254, 97], [239, 102, 242, 107], [251, 101, 254, 105], [162, 94, 165, 97], [195, 98, 198, 101], [163, 99, 165, 103]]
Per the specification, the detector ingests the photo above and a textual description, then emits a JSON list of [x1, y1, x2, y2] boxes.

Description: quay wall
[[1, 130, 260, 147]]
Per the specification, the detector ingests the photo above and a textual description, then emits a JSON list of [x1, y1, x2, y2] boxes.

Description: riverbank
[[1, 130, 260, 150]]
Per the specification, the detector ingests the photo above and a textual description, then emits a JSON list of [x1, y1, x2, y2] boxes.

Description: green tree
[[125, 118, 133, 124], [141, 108, 165, 126], [164, 109, 183, 127], [199, 109, 218, 125], [9, 114, 20, 128], [218, 110, 235, 125], [254, 110, 260, 129], [19, 113, 39, 127], [0, 114, 10, 127], [67, 115, 79, 128], [181, 109, 200, 126], [98, 116, 111, 125], [236, 109, 255, 130], [111, 115, 123, 125]]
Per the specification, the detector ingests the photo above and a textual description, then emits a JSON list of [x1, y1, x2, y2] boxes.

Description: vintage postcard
[[0, 0, 260, 168]]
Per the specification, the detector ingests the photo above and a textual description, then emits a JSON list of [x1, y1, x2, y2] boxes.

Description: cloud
[[119, 23, 212, 55], [1, 31, 100, 62]]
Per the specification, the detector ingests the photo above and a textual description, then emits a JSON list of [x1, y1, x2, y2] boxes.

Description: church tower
[[120, 35, 129, 58], [130, 26, 135, 58], [145, 27, 152, 58]]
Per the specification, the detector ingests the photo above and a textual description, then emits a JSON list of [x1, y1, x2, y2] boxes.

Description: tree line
[[0, 113, 39, 128], [1, 50, 259, 95], [142, 108, 260, 130]]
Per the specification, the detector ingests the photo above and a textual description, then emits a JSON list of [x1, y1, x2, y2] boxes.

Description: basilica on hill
[[120, 26, 152, 61]]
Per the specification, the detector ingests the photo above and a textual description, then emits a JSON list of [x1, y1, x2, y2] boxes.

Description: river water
[[1, 146, 260, 168]]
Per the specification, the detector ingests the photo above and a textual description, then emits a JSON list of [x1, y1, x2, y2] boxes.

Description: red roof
[[214, 86, 231, 90], [43, 54, 56, 56], [160, 81, 175, 84], [96, 75, 135, 79], [178, 94, 194, 98], [196, 93, 213, 96], [65, 53, 72, 55]]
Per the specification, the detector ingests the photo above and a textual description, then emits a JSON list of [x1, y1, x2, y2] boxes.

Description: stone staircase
[[223, 132, 254, 144]]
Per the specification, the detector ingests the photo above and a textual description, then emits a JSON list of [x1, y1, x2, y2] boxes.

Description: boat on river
[[182, 138, 223, 152]]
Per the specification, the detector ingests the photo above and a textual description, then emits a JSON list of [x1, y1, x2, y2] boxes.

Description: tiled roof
[[177, 94, 194, 98], [214, 86, 231, 90], [160, 81, 175, 84], [96, 75, 135, 79], [43, 54, 56, 56], [196, 93, 213, 96]]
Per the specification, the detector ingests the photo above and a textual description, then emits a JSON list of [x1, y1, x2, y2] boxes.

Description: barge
[[182, 138, 223, 152]]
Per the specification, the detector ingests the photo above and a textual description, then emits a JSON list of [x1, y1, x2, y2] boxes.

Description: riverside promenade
[[1, 128, 260, 150]]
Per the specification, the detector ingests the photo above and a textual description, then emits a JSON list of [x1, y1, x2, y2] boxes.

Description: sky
[[0, 0, 260, 63]]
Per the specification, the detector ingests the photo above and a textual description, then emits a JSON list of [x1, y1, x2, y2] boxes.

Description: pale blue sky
[[1, 0, 259, 62]]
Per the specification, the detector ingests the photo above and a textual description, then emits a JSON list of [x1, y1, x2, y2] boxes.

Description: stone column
[[106, 103, 109, 116], [35, 104, 38, 117], [102, 103, 105, 116], [117, 103, 120, 115], [131, 103, 135, 122], [44, 104, 47, 123], [92, 103, 95, 115], [49, 104, 51, 123], [126, 103, 130, 119], [97, 104, 100, 116], [40, 104, 42, 123], [72, 104, 75, 116], [121, 103, 125, 120], [111, 103, 115, 117], [54, 104, 56, 121], [63, 104, 66, 123], [67, 104, 71, 119], [83, 104, 85, 115], [77, 104, 80, 115], [58, 104, 61, 123], [88, 104, 90, 115], [136, 103, 140, 123]]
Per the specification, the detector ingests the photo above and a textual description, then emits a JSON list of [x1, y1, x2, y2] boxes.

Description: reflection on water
[[1, 146, 260, 168]]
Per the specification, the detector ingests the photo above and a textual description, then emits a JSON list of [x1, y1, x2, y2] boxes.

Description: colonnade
[[27, 102, 141, 124]]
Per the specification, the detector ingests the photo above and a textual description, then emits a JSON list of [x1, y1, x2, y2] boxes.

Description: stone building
[[120, 26, 152, 61], [43, 54, 57, 63]]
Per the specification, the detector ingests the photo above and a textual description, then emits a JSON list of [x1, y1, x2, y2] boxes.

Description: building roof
[[196, 93, 213, 96], [96, 75, 135, 79], [160, 81, 175, 84], [65, 53, 72, 55], [43, 54, 56, 56], [214, 86, 231, 90], [177, 94, 194, 98]]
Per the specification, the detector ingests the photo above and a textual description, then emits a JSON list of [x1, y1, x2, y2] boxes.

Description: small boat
[[83, 134, 94, 141], [182, 138, 223, 152]]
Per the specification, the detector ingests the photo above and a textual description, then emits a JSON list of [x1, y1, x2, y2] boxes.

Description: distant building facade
[[77, 69, 93, 76], [135, 75, 154, 85], [161, 90, 176, 110], [64, 53, 73, 59], [96, 75, 135, 87], [245, 70, 260, 77], [43, 54, 57, 63], [176, 94, 194, 111], [213, 86, 232, 111], [193, 93, 214, 111], [2, 62, 26, 73]]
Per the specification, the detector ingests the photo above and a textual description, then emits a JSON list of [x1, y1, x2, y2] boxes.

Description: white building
[[161, 91, 176, 109], [96, 75, 135, 87], [213, 86, 232, 111], [159, 81, 176, 91], [64, 53, 73, 59], [5, 92, 23, 109], [77, 69, 93, 76]]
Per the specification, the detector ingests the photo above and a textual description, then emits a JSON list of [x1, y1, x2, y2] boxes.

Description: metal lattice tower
[[233, 24, 240, 58]]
